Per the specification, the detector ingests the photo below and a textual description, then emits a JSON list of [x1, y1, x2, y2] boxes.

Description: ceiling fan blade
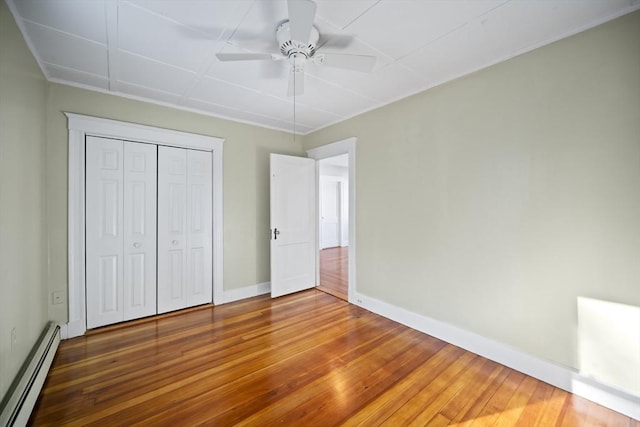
[[316, 33, 355, 50], [215, 53, 275, 62], [287, 69, 305, 97], [287, 0, 317, 43], [316, 53, 376, 73]]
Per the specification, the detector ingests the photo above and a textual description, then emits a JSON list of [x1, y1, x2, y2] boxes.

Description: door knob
[[172, 240, 179, 245], [133, 242, 142, 248], [273, 228, 280, 240]]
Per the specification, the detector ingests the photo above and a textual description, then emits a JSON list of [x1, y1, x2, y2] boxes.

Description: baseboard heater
[[0, 322, 60, 426]]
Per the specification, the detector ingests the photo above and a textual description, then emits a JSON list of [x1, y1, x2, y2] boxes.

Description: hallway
[[317, 246, 348, 301]]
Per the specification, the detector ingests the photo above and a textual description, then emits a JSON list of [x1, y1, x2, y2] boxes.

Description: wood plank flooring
[[30, 290, 637, 426], [318, 246, 348, 301]]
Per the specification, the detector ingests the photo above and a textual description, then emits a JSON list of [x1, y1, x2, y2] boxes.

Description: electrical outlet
[[11, 327, 16, 351], [52, 290, 65, 305]]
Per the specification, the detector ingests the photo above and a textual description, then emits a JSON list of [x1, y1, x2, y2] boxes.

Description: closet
[[85, 136, 212, 329]]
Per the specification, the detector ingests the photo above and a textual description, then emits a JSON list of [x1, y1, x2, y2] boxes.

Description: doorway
[[307, 138, 356, 303], [317, 155, 349, 300]]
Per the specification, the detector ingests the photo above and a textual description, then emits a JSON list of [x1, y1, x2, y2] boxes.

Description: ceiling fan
[[215, 0, 377, 97]]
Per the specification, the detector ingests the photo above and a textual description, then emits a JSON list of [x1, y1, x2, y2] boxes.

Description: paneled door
[[270, 154, 317, 298], [157, 147, 188, 313], [123, 142, 157, 321], [186, 150, 213, 306], [86, 136, 157, 329], [157, 146, 212, 313]]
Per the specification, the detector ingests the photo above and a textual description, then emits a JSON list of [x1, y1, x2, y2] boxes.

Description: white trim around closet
[[65, 113, 224, 338]]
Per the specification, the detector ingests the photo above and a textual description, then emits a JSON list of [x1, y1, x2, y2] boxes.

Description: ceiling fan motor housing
[[277, 21, 319, 62]]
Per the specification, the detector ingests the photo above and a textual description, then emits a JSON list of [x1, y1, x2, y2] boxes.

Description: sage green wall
[[46, 84, 303, 323], [303, 11, 640, 370], [0, 1, 48, 400]]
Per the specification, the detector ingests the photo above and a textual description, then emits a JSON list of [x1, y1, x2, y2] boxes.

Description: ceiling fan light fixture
[[289, 53, 307, 72]]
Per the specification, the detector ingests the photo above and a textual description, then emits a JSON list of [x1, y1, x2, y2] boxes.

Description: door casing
[[307, 137, 356, 303]]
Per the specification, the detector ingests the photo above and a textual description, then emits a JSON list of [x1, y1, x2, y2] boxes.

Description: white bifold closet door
[[86, 136, 157, 329], [157, 146, 212, 314]]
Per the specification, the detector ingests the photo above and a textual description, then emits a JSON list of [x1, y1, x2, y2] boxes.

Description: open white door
[[270, 154, 317, 298]]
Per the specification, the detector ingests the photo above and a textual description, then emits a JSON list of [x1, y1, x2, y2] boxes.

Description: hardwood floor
[[318, 246, 348, 301], [31, 290, 636, 426]]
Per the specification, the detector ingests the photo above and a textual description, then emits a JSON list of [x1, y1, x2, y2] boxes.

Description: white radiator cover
[[0, 322, 60, 426]]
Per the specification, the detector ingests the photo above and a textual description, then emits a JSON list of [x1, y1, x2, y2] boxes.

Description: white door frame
[[307, 137, 356, 303], [65, 113, 224, 338]]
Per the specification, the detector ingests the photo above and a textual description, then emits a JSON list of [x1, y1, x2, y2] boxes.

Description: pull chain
[[293, 70, 296, 144]]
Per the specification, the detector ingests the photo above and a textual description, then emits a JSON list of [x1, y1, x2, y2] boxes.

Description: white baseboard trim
[[353, 292, 640, 420], [58, 323, 68, 340], [221, 282, 271, 304], [61, 319, 86, 339]]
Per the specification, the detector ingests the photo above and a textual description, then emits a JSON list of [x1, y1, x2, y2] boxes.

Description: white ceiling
[[7, 0, 639, 134]]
